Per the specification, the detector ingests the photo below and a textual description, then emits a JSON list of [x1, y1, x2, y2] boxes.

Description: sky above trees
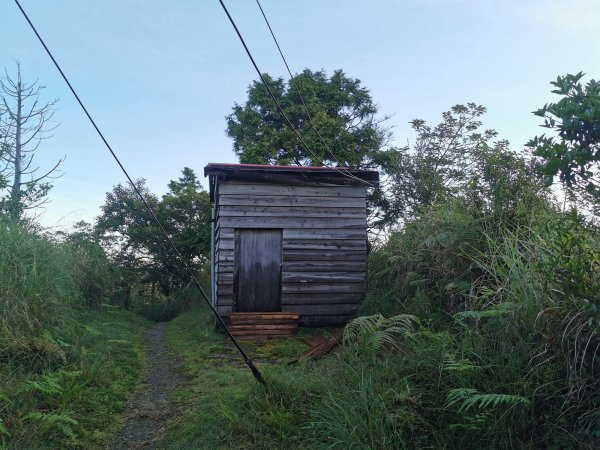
[[1, 0, 598, 228]]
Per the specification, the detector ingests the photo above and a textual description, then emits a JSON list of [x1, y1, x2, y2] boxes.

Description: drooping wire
[[254, 0, 374, 188], [218, 0, 372, 187], [13, 0, 266, 385]]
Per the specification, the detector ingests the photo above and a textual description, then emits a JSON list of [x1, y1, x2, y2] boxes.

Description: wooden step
[[228, 318, 298, 325], [223, 312, 300, 340], [237, 335, 292, 341], [229, 329, 297, 337], [225, 312, 299, 322], [229, 324, 298, 331]]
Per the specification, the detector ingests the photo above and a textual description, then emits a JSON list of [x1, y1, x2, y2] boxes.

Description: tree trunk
[[10, 76, 22, 220]]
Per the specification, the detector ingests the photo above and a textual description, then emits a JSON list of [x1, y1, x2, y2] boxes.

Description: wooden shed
[[204, 163, 379, 327]]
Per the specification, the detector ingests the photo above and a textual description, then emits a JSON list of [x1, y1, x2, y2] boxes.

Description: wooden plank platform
[[224, 312, 300, 340]]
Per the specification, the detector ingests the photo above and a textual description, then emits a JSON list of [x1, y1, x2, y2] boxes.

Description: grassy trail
[[110, 322, 187, 449], [160, 305, 317, 450]]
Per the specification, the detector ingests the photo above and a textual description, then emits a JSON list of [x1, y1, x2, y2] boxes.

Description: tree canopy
[[226, 69, 391, 169], [95, 168, 211, 298], [373, 104, 544, 226], [227, 70, 546, 229]]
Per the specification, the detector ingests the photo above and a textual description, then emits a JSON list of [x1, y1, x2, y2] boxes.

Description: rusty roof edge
[[203, 162, 379, 184]]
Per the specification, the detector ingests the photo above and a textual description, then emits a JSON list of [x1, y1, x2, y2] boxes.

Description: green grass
[[162, 305, 341, 450], [0, 307, 148, 449], [3, 196, 598, 448], [0, 218, 150, 448], [161, 198, 600, 449], [162, 307, 444, 449]]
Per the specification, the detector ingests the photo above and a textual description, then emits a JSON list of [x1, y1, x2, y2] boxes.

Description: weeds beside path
[[110, 322, 186, 450]]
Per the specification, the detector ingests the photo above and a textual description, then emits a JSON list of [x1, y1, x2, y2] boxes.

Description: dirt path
[[109, 322, 185, 450]]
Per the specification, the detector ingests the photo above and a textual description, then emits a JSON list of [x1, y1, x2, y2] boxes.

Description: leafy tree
[[226, 69, 391, 168], [380, 104, 544, 225], [527, 72, 600, 211], [0, 62, 62, 220], [158, 167, 211, 269], [95, 168, 211, 298], [95, 179, 157, 305]]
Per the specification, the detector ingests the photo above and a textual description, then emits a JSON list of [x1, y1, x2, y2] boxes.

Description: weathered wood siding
[[214, 180, 367, 326]]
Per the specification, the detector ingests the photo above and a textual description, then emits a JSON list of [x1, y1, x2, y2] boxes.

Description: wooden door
[[234, 229, 282, 312]]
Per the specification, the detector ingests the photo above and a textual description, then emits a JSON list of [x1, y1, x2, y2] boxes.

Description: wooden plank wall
[[214, 180, 367, 326]]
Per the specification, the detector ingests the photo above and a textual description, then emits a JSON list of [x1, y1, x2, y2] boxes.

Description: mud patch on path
[[109, 322, 186, 450]]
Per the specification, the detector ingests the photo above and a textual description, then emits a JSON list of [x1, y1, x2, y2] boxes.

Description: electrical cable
[[13, 0, 266, 386], [218, 0, 372, 187], [254, 0, 374, 188]]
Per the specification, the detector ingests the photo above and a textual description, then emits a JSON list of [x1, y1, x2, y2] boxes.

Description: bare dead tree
[[0, 62, 62, 220]]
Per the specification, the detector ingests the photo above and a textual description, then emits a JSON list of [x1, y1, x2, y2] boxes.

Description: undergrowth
[[163, 196, 599, 449], [0, 308, 147, 449], [0, 219, 148, 449]]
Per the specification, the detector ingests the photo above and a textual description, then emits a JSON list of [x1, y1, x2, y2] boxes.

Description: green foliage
[[363, 196, 599, 446], [0, 218, 147, 448], [96, 167, 211, 301], [22, 411, 79, 440], [343, 313, 418, 359], [363, 197, 483, 317], [380, 104, 545, 225], [0, 308, 147, 449], [226, 69, 391, 168], [528, 72, 600, 210], [60, 221, 115, 309], [446, 388, 530, 413], [537, 210, 600, 323], [0, 218, 77, 363], [138, 283, 206, 322]]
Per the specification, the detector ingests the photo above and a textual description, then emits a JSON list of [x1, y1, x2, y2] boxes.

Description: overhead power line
[[13, 0, 266, 385], [218, 0, 372, 187], [254, 0, 373, 188]]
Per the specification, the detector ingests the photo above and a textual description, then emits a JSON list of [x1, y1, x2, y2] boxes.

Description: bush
[[359, 198, 600, 447]]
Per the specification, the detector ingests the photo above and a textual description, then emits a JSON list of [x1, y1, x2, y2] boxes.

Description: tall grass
[[0, 218, 148, 448], [358, 198, 600, 447], [0, 220, 78, 366]]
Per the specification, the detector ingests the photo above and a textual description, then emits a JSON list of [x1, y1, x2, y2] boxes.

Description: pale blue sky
[[1, 0, 598, 228]]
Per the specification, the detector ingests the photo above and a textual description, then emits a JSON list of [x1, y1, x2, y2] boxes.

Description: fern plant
[[343, 314, 418, 358], [18, 373, 64, 397], [23, 411, 79, 439], [442, 353, 482, 374], [446, 387, 530, 413]]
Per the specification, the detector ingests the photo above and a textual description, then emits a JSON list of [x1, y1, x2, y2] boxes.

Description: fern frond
[[18, 375, 63, 396], [343, 314, 418, 354], [23, 411, 78, 438], [442, 353, 481, 373], [446, 387, 530, 413], [454, 302, 517, 322]]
